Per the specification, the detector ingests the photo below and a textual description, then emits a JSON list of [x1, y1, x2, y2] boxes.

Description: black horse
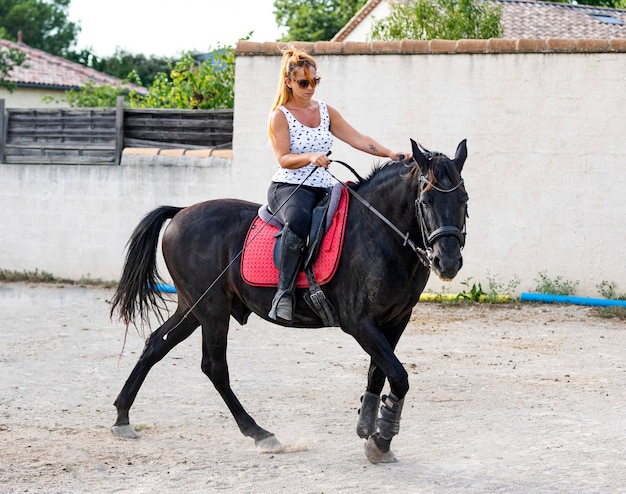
[[109, 138, 468, 463]]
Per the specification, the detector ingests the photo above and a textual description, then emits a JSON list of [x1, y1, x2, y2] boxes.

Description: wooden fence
[[0, 97, 234, 165]]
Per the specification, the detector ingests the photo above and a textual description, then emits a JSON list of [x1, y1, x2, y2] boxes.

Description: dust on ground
[[1, 283, 624, 493]]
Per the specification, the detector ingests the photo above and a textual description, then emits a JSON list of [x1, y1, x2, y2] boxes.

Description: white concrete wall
[[0, 87, 68, 107], [1, 44, 625, 297], [0, 155, 233, 283], [233, 47, 626, 297]]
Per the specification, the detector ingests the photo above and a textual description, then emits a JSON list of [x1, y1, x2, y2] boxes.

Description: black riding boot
[[268, 224, 305, 322]]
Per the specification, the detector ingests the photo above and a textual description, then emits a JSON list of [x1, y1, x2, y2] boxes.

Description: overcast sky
[[68, 0, 285, 57]]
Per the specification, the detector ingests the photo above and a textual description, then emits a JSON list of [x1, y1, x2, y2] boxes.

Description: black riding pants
[[267, 182, 328, 241]]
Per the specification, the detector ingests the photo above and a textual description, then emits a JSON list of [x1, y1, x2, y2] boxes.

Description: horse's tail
[[110, 206, 184, 329]]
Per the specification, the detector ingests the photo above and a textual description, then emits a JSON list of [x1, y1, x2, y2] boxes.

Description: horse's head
[[408, 138, 468, 281]]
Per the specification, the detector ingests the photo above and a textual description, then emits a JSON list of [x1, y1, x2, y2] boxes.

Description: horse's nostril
[[433, 256, 442, 272]]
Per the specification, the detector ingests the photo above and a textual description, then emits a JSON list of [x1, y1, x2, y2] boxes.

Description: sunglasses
[[295, 76, 321, 89]]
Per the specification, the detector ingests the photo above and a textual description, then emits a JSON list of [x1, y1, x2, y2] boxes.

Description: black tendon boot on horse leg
[[269, 224, 305, 322], [356, 391, 381, 439], [365, 393, 405, 464]]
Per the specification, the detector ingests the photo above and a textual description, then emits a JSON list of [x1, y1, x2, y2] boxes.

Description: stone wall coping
[[122, 148, 233, 159], [235, 38, 626, 56]]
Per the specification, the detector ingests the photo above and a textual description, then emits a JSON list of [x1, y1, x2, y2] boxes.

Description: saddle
[[241, 183, 349, 325]]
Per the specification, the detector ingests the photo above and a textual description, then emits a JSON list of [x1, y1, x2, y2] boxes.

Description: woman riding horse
[[266, 46, 405, 322]]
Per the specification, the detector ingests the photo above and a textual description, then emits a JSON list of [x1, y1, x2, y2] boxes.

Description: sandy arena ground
[[0, 283, 624, 493]]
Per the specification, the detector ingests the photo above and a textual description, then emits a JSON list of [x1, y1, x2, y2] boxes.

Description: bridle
[[414, 168, 467, 254], [328, 156, 466, 267]]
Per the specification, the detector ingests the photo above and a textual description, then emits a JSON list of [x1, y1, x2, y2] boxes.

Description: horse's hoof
[[111, 424, 140, 439], [364, 437, 398, 464], [255, 434, 284, 453]]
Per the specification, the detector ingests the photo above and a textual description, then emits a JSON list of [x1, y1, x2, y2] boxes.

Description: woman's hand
[[310, 152, 331, 169], [389, 152, 410, 162]]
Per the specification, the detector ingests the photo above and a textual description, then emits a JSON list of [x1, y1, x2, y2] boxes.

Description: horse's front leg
[[356, 388, 381, 439], [365, 392, 405, 463], [353, 317, 409, 464], [356, 356, 388, 438]]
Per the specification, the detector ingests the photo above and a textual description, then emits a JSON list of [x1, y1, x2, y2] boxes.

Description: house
[[0, 36, 144, 108], [332, 0, 626, 41]]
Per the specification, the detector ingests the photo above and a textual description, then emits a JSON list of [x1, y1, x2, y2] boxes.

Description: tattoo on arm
[[368, 144, 380, 153]]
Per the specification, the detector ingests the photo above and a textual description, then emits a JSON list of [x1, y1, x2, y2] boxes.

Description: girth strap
[[303, 267, 338, 326]]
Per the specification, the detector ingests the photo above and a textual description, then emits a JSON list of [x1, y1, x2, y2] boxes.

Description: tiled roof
[[0, 39, 141, 90], [332, 0, 626, 41], [496, 0, 626, 39]]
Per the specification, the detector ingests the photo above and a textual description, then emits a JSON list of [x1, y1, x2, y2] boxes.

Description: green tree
[[369, 0, 503, 41], [0, 44, 26, 92], [94, 50, 173, 88], [67, 48, 173, 88], [0, 0, 79, 57], [130, 48, 235, 109], [274, 0, 367, 41], [59, 77, 139, 107]]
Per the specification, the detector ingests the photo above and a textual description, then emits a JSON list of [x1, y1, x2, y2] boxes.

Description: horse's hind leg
[[199, 320, 283, 453], [112, 309, 199, 438]]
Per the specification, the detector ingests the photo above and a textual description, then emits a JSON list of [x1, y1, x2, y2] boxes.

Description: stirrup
[[269, 292, 294, 321]]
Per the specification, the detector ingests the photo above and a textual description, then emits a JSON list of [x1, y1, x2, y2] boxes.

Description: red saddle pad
[[241, 187, 349, 288]]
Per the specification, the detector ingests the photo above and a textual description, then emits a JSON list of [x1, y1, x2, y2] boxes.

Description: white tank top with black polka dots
[[271, 101, 334, 188]]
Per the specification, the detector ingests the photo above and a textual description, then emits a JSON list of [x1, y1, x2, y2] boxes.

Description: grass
[[455, 274, 520, 304], [593, 306, 626, 321], [596, 280, 626, 301], [533, 271, 578, 296], [427, 273, 626, 322], [594, 280, 626, 321], [0, 269, 117, 288]]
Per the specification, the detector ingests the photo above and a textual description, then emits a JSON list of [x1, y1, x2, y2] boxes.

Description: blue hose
[[520, 292, 626, 307], [154, 283, 176, 293], [154, 285, 626, 308]]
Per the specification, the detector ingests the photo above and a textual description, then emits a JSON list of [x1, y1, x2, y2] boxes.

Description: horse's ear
[[410, 138, 429, 169], [454, 139, 467, 172]]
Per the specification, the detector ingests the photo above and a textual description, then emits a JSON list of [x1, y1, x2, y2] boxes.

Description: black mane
[[351, 150, 460, 196], [351, 159, 411, 194]]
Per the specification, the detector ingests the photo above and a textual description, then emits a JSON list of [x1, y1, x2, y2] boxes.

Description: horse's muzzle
[[431, 242, 463, 281]]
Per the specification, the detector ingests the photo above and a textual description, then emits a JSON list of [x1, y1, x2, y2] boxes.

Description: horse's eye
[[420, 191, 434, 207]]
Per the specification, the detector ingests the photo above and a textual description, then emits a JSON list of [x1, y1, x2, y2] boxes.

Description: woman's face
[[286, 66, 320, 96]]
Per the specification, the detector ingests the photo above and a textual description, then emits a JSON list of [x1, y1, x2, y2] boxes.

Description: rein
[[328, 159, 430, 267]]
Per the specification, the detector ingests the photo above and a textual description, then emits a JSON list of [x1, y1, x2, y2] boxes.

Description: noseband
[[415, 175, 467, 251]]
